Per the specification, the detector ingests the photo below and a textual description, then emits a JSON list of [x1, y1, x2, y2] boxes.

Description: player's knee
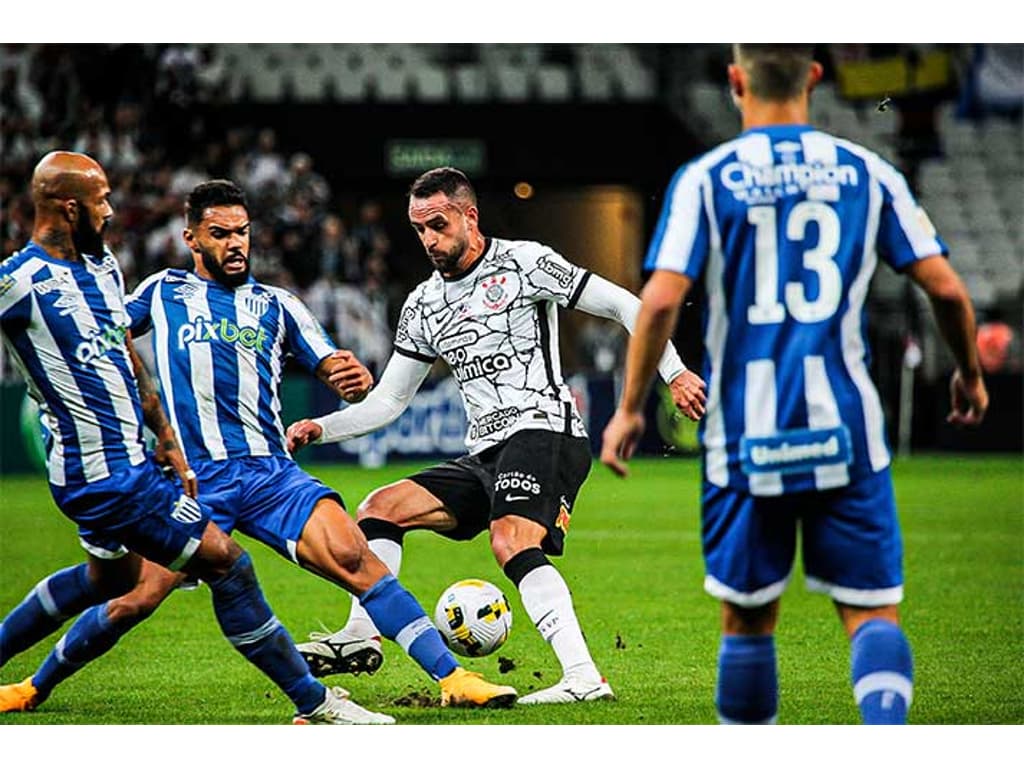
[[189, 529, 244, 582], [356, 487, 403, 523], [723, 601, 778, 635]]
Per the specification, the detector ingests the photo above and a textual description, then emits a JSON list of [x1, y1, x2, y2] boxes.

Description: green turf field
[[0, 454, 1021, 725]]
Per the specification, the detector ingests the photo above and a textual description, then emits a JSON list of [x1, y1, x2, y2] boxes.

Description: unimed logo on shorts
[[171, 495, 203, 524]]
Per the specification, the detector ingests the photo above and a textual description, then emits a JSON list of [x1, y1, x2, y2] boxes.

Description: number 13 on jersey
[[747, 201, 842, 325]]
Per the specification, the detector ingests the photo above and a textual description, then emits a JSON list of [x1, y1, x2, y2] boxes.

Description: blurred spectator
[[977, 320, 1020, 374], [958, 44, 1024, 118], [286, 152, 331, 212]]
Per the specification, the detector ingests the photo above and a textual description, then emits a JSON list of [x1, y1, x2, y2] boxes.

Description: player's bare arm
[[316, 349, 373, 403], [127, 332, 196, 497], [906, 255, 989, 426], [601, 270, 692, 477]]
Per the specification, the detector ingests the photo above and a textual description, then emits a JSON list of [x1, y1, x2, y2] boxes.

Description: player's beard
[[71, 209, 106, 257], [430, 236, 468, 276], [201, 248, 250, 288]]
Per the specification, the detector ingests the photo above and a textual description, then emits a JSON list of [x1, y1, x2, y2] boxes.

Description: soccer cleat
[[296, 631, 384, 677], [0, 677, 41, 713], [517, 674, 615, 705], [439, 667, 518, 708], [292, 686, 395, 725]]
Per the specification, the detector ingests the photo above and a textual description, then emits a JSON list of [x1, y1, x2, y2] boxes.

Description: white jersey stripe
[[92, 268, 146, 461], [185, 282, 228, 461], [801, 131, 840, 201], [745, 359, 783, 496], [803, 355, 850, 489], [150, 283, 186, 459], [843, 177, 891, 471], [29, 288, 110, 483], [268, 303, 288, 454], [234, 289, 271, 456], [702, 178, 730, 488]]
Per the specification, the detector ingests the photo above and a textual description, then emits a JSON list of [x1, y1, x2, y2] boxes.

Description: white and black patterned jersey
[[394, 237, 591, 454]]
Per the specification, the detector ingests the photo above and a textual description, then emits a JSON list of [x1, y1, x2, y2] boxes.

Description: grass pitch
[[0, 455, 1021, 728]]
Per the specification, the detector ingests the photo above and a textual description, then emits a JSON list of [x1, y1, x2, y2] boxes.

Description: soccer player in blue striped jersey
[[0, 152, 392, 724], [601, 45, 988, 724], [0, 178, 516, 716]]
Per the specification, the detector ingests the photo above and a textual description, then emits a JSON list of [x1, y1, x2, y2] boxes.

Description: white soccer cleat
[[292, 686, 395, 725], [297, 631, 384, 677], [517, 674, 616, 705]]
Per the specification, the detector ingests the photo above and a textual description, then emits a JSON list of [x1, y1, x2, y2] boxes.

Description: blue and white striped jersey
[[126, 269, 336, 463], [647, 125, 947, 495], [0, 242, 147, 487]]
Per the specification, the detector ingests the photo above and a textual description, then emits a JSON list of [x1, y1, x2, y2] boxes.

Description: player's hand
[[600, 408, 646, 478], [325, 349, 373, 403], [154, 426, 197, 498], [669, 369, 707, 421], [947, 368, 988, 426], [287, 419, 323, 453]]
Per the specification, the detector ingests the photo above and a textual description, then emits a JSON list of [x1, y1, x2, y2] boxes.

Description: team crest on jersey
[[88, 253, 119, 276], [479, 272, 518, 312], [243, 292, 270, 317]]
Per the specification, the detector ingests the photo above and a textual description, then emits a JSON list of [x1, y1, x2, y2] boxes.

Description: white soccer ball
[[434, 579, 513, 657]]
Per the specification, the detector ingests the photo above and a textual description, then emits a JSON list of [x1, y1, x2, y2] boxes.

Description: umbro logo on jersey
[[172, 283, 200, 301], [0, 274, 16, 297]]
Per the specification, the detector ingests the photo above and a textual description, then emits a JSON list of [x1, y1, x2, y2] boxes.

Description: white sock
[[340, 538, 403, 640], [518, 564, 600, 681]]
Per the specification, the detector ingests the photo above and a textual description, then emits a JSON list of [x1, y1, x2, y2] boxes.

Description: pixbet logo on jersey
[[76, 322, 128, 364], [177, 317, 268, 352]]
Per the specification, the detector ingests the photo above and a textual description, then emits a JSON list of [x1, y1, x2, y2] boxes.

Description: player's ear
[[807, 61, 824, 92], [182, 227, 198, 253], [62, 198, 78, 225], [727, 64, 744, 107]]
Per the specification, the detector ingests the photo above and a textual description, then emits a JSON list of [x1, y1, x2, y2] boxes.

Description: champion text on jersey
[[176, 316, 269, 352], [719, 159, 858, 203]]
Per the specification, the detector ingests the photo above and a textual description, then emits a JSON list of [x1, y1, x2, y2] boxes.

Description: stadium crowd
[[1, 43, 397, 378]]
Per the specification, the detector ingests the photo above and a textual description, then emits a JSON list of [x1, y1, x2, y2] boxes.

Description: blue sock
[[33, 601, 140, 700], [716, 635, 778, 724], [851, 619, 913, 724], [360, 575, 458, 681], [208, 552, 324, 715], [1, 564, 100, 667]]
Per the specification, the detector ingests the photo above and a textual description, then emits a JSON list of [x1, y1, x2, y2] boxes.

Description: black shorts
[[408, 429, 592, 556]]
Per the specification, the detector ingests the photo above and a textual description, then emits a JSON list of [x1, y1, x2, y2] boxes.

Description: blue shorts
[[192, 455, 341, 563], [56, 459, 211, 571], [702, 468, 903, 608]]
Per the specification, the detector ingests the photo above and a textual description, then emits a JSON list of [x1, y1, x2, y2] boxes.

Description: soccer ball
[[434, 579, 513, 657]]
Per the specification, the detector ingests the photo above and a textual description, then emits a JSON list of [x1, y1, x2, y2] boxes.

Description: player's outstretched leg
[[504, 549, 614, 705], [297, 519, 402, 677], [359, 574, 517, 708], [0, 560, 132, 670]]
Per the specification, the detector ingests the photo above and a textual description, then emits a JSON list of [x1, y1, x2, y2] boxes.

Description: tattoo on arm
[[128, 338, 172, 436]]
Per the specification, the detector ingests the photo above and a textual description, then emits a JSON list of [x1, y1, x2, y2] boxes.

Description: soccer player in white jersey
[[0, 152, 396, 724], [601, 45, 989, 724], [287, 167, 707, 704], [0, 178, 515, 717]]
